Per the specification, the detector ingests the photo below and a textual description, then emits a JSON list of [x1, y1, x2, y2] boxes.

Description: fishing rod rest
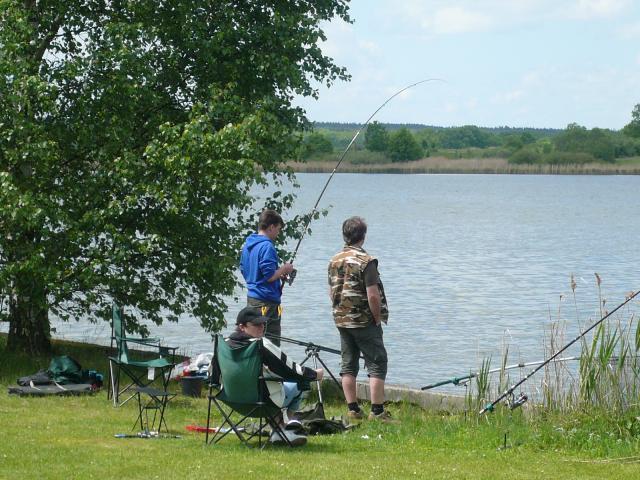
[[508, 393, 528, 410]]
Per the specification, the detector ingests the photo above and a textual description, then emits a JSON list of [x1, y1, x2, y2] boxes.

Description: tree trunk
[[6, 279, 51, 355]]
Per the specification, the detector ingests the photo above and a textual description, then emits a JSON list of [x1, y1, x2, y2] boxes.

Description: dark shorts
[[338, 323, 388, 380], [247, 297, 281, 346]]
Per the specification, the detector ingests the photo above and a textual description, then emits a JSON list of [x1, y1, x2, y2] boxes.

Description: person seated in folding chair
[[226, 306, 324, 446]]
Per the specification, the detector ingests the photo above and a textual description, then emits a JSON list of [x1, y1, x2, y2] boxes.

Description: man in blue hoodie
[[240, 209, 294, 346]]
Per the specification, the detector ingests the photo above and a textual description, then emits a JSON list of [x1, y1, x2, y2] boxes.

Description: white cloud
[[563, 0, 631, 20], [319, 19, 355, 59], [425, 7, 493, 34], [393, 0, 632, 36]]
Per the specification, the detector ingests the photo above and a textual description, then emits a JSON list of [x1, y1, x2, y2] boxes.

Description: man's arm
[[366, 284, 382, 326], [364, 261, 381, 325], [257, 243, 293, 283], [267, 262, 294, 283]]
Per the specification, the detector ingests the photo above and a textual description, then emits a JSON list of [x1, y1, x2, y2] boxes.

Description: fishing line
[[287, 78, 446, 276]]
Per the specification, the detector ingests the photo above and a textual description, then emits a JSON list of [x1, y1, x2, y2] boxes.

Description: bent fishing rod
[[421, 356, 581, 391], [480, 289, 640, 415], [283, 78, 444, 287]]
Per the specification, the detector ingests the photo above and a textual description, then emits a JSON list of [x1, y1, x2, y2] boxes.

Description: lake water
[[35, 173, 640, 392]]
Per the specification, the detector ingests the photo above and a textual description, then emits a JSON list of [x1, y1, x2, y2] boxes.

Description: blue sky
[[295, 0, 640, 129]]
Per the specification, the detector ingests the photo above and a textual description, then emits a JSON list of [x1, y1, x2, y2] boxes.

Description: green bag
[[47, 356, 85, 385]]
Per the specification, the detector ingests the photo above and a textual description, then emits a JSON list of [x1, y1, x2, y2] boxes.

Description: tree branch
[[33, 14, 64, 63]]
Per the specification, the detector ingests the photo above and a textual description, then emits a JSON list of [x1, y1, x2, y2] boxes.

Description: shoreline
[[289, 156, 640, 175]]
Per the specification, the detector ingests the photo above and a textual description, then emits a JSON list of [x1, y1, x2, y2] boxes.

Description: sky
[[295, 0, 640, 129]]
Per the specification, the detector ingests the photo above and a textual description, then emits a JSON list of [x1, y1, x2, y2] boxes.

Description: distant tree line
[[299, 104, 640, 165]]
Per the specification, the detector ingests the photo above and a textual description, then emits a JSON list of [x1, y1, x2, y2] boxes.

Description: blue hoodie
[[240, 233, 282, 303]]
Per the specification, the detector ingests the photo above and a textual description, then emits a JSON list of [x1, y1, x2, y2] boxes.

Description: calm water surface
[[44, 174, 640, 391]]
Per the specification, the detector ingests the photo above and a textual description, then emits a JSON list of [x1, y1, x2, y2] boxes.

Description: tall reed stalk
[[469, 275, 640, 416]]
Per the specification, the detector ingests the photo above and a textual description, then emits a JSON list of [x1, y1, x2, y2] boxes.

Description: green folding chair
[[205, 335, 291, 448], [108, 303, 177, 406]]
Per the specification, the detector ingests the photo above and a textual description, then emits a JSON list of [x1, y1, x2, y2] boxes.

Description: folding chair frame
[[204, 336, 294, 449], [205, 385, 292, 449], [107, 303, 177, 406], [133, 386, 176, 434], [109, 359, 174, 407]]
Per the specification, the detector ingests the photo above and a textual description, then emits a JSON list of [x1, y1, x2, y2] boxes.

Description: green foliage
[[387, 128, 423, 162], [414, 129, 440, 156], [438, 125, 499, 149], [301, 131, 334, 159], [622, 103, 640, 138], [612, 134, 640, 157], [0, 0, 351, 353], [553, 124, 616, 162], [508, 148, 538, 164], [364, 121, 389, 152], [502, 132, 536, 151]]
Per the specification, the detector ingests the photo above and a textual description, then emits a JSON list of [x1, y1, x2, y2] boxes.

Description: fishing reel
[[508, 392, 528, 410], [284, 268, 297, 286]]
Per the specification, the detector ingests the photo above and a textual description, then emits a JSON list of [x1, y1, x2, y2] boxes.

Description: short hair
[[342, 216, 367, 245], [258, 209, 284, 230]]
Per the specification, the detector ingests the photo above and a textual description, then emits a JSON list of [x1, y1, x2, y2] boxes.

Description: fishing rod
[[421, 356, 581, 391], [266, 333, 342, 356], [284, 78, 445, 286], [480, 289, 640, 415], [266, 333, 350, 392]]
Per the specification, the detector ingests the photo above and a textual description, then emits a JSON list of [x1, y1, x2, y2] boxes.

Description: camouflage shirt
[[328, 245, 389, 328]]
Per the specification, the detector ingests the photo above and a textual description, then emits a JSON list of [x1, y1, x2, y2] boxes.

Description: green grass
[[1, 336, 640, 479]]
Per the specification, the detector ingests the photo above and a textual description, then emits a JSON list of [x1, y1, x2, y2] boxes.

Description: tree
[[301, 132, 334, 159], [414, 129, 439, 156], [622, 103, 640, 138], [553, 124, 615, 162], [439, 125, 498, 149], [387, 128, 423, 162], [0, 1, 350, 354], [364, 121, 389, 152]]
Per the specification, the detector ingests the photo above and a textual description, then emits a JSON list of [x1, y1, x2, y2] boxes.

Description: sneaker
[[347, 409, 364, 420], [367, 410, 400, 424], [285, 419, 304, 433], [269, 429, 307, 447]]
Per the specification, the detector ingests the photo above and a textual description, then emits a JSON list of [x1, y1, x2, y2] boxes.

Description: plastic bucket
[[180, 376, 203, 397]]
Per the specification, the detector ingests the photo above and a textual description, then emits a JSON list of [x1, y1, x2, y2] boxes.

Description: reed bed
[[465, 275, 640, 418], [290, 157, 640, 175]]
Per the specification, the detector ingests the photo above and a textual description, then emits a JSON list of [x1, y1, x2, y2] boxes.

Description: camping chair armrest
[[158, 345, 179, 362], [159, 345, 178, 354], [122, 336, 161, 347]]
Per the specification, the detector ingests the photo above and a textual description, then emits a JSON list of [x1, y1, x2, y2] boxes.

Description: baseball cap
[[236, 306, 269, 326]]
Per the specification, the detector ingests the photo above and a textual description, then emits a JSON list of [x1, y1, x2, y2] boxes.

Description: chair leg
[[109, 360, 119, 406], [133, 391, 145, 432], [205, 396, 213, 444]]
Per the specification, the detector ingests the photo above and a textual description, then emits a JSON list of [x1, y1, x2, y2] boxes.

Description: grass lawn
[[1, 337, 639, 479]]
